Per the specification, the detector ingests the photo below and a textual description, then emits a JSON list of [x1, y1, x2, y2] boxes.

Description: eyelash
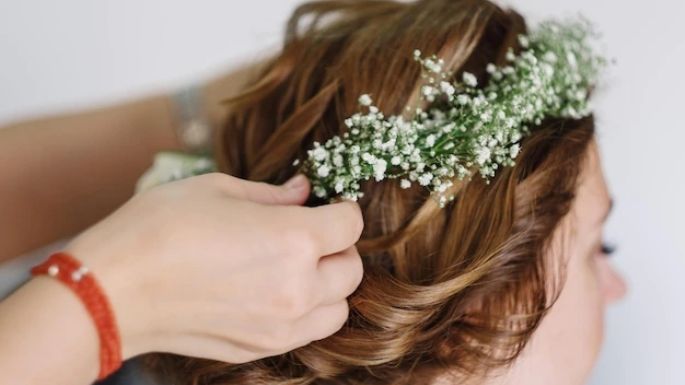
[[600, 241, 617, 257]]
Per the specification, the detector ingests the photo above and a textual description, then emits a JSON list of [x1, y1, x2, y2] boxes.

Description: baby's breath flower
[[476, 147, 492, 166], [334, 179, 345, 193], [312, 147, 327, 161], [418, 173, 433, 186], [506, 50, 516, 61], [296, 17, 606, 206], [424, 59, 443, 74], [426, 134, 436, 147], [440, 81, 456, 96], [456, 94, 470, 105], [358, 94, 373, 106], [317, 164, 330, 178], [422, 85, 434, 95], [510, 143, 521, 158], [373, 159, 388, 181], [462, 72, 478, 87]]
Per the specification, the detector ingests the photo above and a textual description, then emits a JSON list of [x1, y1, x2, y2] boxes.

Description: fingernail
[[283, 174, 308, 190]]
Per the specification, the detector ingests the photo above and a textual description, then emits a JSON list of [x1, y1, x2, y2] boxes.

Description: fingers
[[297, 300, 349, 343], [201, 172, 311, 206], [160, 300, 351, 363], [239, 175, 311, 205], [198, 173, 364, 257], [316, 246, 364, 306], [277, 300, 350, 354], [297, 200, 365, 256], [150, 332, 266, 364]]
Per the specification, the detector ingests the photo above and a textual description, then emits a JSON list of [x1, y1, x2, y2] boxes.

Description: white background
[[1, 1, 683, 384]]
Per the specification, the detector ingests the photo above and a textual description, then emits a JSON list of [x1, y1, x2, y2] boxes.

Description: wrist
[[0, 277, 100, 385], [60, 241, 152, 361]]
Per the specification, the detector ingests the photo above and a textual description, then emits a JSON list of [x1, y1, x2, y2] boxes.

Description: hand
[[62, 172, 364, 363]]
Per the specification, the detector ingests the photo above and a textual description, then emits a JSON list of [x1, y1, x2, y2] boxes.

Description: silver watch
[[171, 84, 213, 154]]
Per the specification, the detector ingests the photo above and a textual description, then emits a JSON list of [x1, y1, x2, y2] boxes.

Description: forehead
[[572, 139, 611, 228]]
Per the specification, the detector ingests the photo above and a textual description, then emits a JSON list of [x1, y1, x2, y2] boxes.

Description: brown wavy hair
[[143, 0, 596, 384]]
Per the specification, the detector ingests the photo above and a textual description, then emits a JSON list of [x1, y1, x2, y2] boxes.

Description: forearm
[[0, 94, 183, 261], [0, 57, 264, 262], [0, 276, 101, 385]]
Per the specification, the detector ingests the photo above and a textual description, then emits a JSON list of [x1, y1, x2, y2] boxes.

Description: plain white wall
[[1, 1, 682, 384]]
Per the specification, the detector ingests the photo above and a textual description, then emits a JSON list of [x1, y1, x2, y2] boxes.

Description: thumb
[[239, 174, 311, 205]]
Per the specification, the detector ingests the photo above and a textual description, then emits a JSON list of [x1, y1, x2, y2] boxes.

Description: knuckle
[[300, 230, 321, 258], [266, 324, 297, 350], [228, 351, 261, 364], [321, 301, 350, 340], [202, 172, 230, 184], [202, 172, 242, 193], [283, 226, 319, 259], [258, 181, 281, 202], [311, 303, 350, 343], [217, 346, 262, 364], [349, 249, 364, 291], [250, 328, 280, 351], [336, 301, 351, 329], [345, 202, 365, 239], [273, 279, 313, 319]]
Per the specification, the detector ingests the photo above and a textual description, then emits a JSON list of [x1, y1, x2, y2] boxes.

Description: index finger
[[297, 200, 364, 257]]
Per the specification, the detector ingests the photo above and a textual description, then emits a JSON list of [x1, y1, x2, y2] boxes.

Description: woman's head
[[146, 0, 625, 383], [454, 138, 627, 385]]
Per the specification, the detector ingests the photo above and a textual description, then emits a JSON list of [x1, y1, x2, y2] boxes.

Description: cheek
[[580, 257, 607, 355], [556, 255, 607, 377], [522, 255, 606, 385]]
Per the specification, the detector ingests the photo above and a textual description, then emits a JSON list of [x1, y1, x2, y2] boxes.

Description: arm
[[0, 172, 363, 385], [0, 59, 261, 261], [0, 95, 181, 262], [0, 277, 101, 385]]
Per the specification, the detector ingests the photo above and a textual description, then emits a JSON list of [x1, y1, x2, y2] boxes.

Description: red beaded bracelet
[[30, 251, 122, 380]]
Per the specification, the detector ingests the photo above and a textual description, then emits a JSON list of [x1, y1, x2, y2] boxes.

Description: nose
[[599, 258, 628, 304]]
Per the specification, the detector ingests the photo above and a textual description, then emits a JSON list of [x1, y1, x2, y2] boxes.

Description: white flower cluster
[[135, 151, 217, 195], [296, 17, 606, 208]]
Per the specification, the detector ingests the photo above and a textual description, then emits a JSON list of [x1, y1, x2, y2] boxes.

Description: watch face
[[180, 120, 212, 150]]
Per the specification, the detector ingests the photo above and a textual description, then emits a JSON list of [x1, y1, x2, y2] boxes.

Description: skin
[[0, 173, 365, 385], [497, 139, 627, 385], [0, 32, 624, 384], [446, 138, 627, 385], [0, 59, 263, 262]]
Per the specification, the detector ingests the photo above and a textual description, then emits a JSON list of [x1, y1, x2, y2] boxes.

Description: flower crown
[[293, 17, 607, 208]]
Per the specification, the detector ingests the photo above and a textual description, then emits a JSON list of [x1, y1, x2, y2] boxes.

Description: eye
[[599, 241, 617, 257]]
